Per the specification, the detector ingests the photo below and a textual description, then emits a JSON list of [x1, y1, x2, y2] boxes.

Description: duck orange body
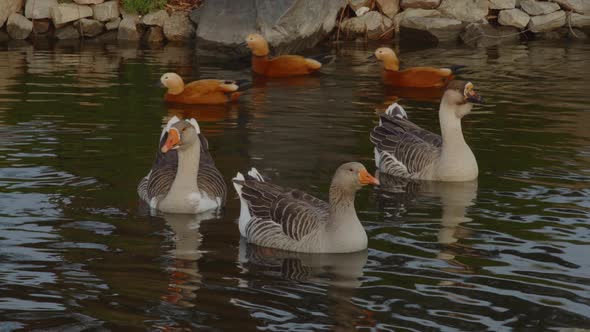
[[372, 47, 457, 88], [245, 34, 322, 77], [161, 73, 244, 105]]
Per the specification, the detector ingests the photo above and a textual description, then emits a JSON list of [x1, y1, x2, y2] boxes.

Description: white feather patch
[[187, 118, 200, 134], [161, 115, 181, 141], [232, 172, 251, 237], [248, 168, 264, 182], [374, 147, 381, 168], [385, 103, 408, 119]]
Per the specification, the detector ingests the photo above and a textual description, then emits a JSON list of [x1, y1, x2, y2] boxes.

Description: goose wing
[[196, 133, 227, 204]]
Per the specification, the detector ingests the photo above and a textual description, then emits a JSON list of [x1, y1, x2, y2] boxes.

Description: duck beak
[[154, 80, 165, 88], [465, 89, 483, 104], [161, 128, 180, 153], [239, 41, 248, 47], [359, 169, 379, 185], [367, 54, 376, 60]]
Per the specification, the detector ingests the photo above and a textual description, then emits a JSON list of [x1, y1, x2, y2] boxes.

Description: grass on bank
[[58, 0, 201, 15]]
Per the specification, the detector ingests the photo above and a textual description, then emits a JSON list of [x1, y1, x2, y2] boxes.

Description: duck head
[[160, 73, 185, 95], [442, 80, 483, 118], [332, 162, 379, 193], [161, 120, 200, 153], [369, 47, 399, 71], [244, 33, 270, 57]]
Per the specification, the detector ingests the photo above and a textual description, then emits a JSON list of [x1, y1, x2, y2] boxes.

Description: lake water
[[0, 39, 589, 331]]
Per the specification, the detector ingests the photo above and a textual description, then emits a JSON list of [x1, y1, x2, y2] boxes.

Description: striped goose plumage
[[232, 162, 379, 253], [138, 116, 226, 214], [371, 80, 483, 182]]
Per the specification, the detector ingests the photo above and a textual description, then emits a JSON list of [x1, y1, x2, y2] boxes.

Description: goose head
[[442, 80, 483, 118], [332, 162, 379, 193], [370, 47, 399, 71], [244, 33, 270, 57], [160, 73, 184, 95], [161, 120, 200, 153]]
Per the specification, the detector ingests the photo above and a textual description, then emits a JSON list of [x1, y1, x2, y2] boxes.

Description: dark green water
[[0, 40, 589, 331]]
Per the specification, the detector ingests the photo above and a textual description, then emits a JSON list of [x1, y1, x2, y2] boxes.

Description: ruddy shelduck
[[369, 47, 464, 88], [160, 73, 248, 105], [243, 33, 324, 77]]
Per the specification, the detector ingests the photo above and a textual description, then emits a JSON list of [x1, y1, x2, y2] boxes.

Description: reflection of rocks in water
[[238, 238, 367, 288]]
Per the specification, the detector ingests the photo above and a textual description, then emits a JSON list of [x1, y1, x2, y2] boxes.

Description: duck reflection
[[166, 104, 239, 125], [377, 173, 480, 273]]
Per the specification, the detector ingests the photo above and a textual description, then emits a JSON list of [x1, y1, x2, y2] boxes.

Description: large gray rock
[[105, 17, 120, 30], [460, 22, 520, 46], [401, 0, 440, 9], [55, 24, 80, 39], [25, 0, 57, 19], [340, 11, 394, 39], [163, 11, 194, 41], [142, 9, 168, 27], [74, 0, 103, 4], [117, 17, 139, 40], [520, 0, 560, 15], [489, 0, 515, 10], [400, 16, 464, 44], [348, 0, 372, 10], [0, 0, 24, 28], [92, 1, 119, 22], [570, 12, 590, 27], [196, 0, 346, 58], [376, 0, 400, 18], [394, 8, 441, 29], [50, 3, 92, 25], [7, 13, 32, 39], [528, 9, 565, 31], [438, 0, 488, 22], [552, 0, 590, 14], [498, 8, 530, 28], [74, 18, 104, 37]]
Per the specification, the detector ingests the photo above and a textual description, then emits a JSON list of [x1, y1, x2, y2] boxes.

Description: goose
[[232, 162, 379, 253], [160, 73, 249, 105], [370, 80, 483, 182], [369, 47, 464, 88], [138, 116, 226, 214], [243, 33, 329, 77]]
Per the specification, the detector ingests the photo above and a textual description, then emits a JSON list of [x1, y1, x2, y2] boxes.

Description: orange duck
[[369, 47, 464, 88], [160, 73, 248, 105], [243, 33, 325, 77]]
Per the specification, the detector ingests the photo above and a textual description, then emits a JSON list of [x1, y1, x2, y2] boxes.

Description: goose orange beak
[[161, 128, 180, 153], [359, 169, 379, 185]]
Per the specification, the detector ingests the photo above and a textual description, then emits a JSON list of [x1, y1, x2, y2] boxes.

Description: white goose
[[137, 116, 226, 214], [371, 80, 483, 182], [232, 162, 379, 253]]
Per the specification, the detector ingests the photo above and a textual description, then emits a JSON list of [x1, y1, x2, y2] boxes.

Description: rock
[[50, 3, 93, 25], [400, 0, 440, 9], [74, 0, 103, 4], [117, 17, 139, 40], [552, 0, 590, 14], [566, 28, 586, 39], [141, 9, 168, 26], [0, 0, 24, 28], [92, 1, 119, 22], [348, 0, 371, 10], [93, 29, 117, 42], [55, 24, 80, 39], [340, 11, 394, 39], [74, 18, 103, 37], [528, 9, 565, 31], [355, 6, 370, 16], [25, 0, 57, 19], [0, 31, 10, 42], [7, 13, 33, 39], [498, 8, 530, 28], [489, 0, 515, 10], [400, 16, 464, 44], [376, 0, 400, 18], [393, 8, 441, 29], [32, 19, 50, 34], [163, 11, 194, 41], [105, 17, 120, 30], [536, 27, 566, 39], [520, 0, 559, 15], [460, 22, 520, 46], [438, 0, 488, 22], [145, 26, 164, 43], [189, 6, 201, 25], [570, 12, 590, 27], [196, 0, 346, 58]]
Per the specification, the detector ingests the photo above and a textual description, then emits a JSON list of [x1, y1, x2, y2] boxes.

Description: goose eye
[[349, 168, 354, 172], [182, 127, 187, 132]]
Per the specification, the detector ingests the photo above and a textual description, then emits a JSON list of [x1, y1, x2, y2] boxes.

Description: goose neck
[[439, 103, 466, 148], [175, 142, 200, 190], [328, 185, 356, 216]]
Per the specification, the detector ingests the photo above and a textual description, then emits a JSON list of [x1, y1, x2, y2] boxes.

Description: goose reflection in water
[[377, 173, 486, 274]]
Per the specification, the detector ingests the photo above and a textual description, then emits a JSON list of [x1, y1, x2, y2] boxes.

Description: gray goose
[[138, 116, 226, 214], [371, 80, 483, 182], [232, 162, 379, 253]]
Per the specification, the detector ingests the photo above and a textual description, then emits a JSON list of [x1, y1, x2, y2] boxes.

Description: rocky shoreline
[[0, 0, 589, 51]]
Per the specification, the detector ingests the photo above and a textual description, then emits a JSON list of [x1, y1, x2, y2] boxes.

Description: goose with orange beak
[[138, 116, 227, 214], [232, 162, 378, 253]]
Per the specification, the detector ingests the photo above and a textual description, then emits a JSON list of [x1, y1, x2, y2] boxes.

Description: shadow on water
[[0, 39, 589, 330]]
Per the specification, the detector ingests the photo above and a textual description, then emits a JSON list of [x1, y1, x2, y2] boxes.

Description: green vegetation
[[121, 0, 167, 14]]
